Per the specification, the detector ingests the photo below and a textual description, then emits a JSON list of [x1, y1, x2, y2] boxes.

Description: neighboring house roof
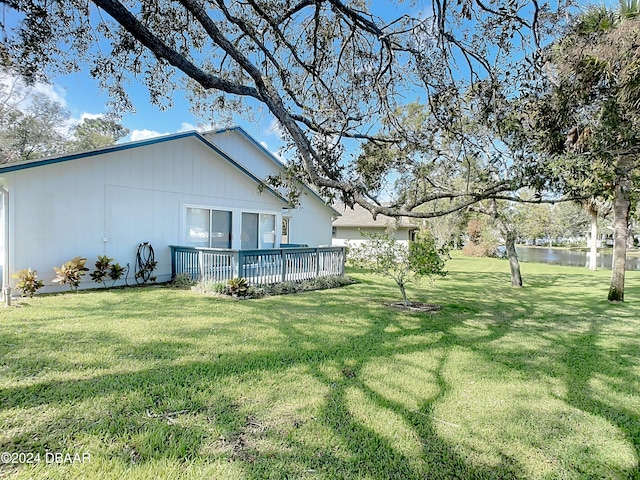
[[332, 203, 416, 229], [209, 126, 340, 217], [0, 130, 289, 205]]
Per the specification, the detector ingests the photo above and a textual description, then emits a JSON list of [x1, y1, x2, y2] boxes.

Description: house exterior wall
[[208, 129, 334, 247], [332, 226, 412, 247], [285, 191, 334, 246], [0, 136, 286, 293], [208, 129, 279, 181]]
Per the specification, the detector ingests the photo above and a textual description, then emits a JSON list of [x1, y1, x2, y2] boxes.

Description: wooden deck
[[170, 245, 346, 285]]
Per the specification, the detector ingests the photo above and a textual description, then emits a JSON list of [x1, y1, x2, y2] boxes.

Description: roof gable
[[207, 126, 340, 216], [0, 131, 288, 205]]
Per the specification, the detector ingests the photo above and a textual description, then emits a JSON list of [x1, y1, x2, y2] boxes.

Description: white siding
[[332, 226, 412, 247], [208, 129, 336, 247], [2, 136, 286, 292], [207, 129, 279, 180], [287, 192, 334, 247]]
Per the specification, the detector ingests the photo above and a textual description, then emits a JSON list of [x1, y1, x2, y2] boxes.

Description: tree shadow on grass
[[1, 269, 640, 478], [474, 316, 640, 476], [0, 290, 527, 478]]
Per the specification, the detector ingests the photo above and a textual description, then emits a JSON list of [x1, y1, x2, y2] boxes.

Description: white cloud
[[79, 112, 104, 122], [126, 121, 219, 143], [31, 82, 67, 107], [266, 118, 286, 139], [179, 122, 216, 133], [0, 70, 67, 109], [130, 129, 166, 141]]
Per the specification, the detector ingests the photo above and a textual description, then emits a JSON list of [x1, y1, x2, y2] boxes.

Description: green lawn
[[1, 254, 639, 479]]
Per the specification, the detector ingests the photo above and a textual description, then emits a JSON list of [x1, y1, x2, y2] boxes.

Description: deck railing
[[169, 245, 345, 285]]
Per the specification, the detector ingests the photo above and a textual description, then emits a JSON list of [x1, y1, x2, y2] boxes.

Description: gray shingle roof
[[332, 203, 416, 229]]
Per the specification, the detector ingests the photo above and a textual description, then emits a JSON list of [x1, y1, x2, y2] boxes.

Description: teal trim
[[0, 132, 195, 174], [0, 131, 289, 205]]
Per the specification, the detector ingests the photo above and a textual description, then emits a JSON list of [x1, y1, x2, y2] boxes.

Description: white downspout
[[0, 185, 9, 303]]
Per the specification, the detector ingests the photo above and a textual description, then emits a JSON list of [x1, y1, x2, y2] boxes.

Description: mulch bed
[[386, 301, 441, 312]]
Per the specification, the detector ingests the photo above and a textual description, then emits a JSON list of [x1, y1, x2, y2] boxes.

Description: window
[[282, 218, 290, 244], [260, 214, 276, 249], [241, 213, 258, 249], [185, 207, 231, 248], [241, 212, 276, 249]]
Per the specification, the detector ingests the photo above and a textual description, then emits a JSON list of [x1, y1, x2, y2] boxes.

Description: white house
[[331, 202, 417, 246], [0, 126, 339, 294]]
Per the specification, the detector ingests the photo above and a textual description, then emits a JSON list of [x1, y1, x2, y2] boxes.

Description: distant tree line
[[0, 68, 129, 164]]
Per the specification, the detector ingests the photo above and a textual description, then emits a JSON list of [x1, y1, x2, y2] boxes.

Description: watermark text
[[1, 451, 91, 464]]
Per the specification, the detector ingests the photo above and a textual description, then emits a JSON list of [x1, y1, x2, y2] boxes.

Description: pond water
[[515, 246, 640, 271]]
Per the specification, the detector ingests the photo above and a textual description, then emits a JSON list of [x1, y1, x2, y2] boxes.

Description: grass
[[0, 253, 639, 479]]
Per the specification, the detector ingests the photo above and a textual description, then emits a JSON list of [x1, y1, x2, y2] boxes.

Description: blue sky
[[44, 69, 286, 150], [3, 0, 424, 154], [6, 0, 603, 154]]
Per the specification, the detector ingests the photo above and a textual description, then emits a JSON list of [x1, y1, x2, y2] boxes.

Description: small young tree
[[348, 229, 448, 306]]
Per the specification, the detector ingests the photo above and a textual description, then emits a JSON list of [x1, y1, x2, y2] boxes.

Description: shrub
[[227, 277, 249, 297], [463, 218, 499, 257], [194, 275, 355, 299], [348, 229, 447, 305], [462, 243, 494, 257], [192, 281, 225, 295], [90, 255, 113, 287], [53, 257, 89, 291], [212, 282, 228, 294], [170, 272, 196, 289], [90, 256, 127, 288], [269, 281, 297, 295], [109, 263, 127, 284], [11, 268, 44, 297]]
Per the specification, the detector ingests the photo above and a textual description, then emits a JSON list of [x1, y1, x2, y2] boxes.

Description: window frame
[[182, 204, 281, 250], [183, 204, 232, 249]]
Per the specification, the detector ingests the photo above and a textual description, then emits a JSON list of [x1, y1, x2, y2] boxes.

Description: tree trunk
[[505, 231, 523, 287], [398, 282, 409, 306], [608, 160, 632, 302], [589, 210, 598, 271]]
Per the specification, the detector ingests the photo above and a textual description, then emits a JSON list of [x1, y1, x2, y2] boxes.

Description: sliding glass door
[[241, 212, 276, 249]]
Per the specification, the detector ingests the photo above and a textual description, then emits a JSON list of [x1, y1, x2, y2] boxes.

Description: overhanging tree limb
[[93, 0, 260, 98], [1, 0, 570, 218]]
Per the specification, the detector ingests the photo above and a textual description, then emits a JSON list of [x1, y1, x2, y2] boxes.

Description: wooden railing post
[[170, 245, 347, 286], [170, 246, 176, 279], [238, 250, 245, 279], [197, 250, 203, 281], [282, 249, 287, 283], [232, 251, 238, 280]]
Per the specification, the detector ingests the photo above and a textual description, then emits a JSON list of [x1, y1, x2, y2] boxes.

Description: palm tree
[[547, 3, 640, 301], [583, 198, 612, 271]]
